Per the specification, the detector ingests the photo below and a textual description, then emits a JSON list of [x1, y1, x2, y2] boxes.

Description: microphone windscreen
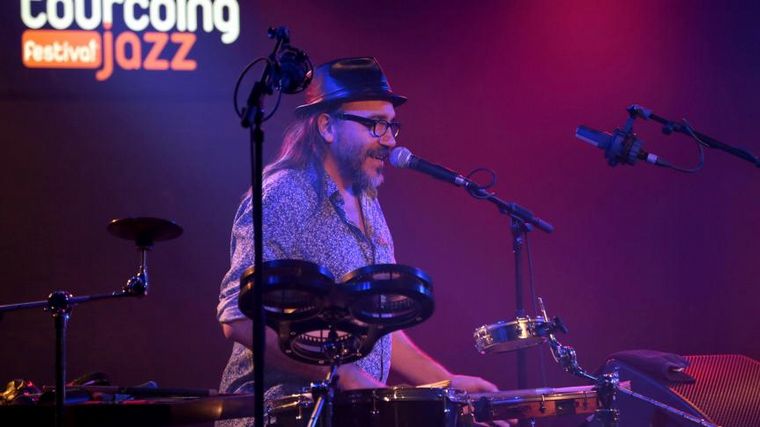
[[389, 147, 413, 168]]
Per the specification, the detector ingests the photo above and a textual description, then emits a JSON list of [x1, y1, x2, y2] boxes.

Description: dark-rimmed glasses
[[335, 113, 401, 138]]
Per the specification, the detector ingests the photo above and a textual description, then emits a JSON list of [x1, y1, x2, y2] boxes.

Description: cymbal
[[107, 217, 183, 248]]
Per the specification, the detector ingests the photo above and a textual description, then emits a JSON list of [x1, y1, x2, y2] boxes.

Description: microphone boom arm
[[629, 104, 760, 168], [466, 186, 554, 234]]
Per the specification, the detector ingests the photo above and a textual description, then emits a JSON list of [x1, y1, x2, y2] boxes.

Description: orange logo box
[[22, 30, 102, 69]]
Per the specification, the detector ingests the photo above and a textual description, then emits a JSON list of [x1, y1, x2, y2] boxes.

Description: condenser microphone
[[266, 26, 313, 94], [389, 147, 477, 188], [575, 125, 669, 167], [274, 45, 312, 94]]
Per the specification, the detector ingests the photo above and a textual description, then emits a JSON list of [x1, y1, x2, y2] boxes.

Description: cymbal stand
[[0, 217, 181, 427], [306, 328, 346, 427], [0, 246, 151, 427]]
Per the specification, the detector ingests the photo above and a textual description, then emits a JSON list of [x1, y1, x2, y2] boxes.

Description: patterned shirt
[[216, 166, 395, 422]]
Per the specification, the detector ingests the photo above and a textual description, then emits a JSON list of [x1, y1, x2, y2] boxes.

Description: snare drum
[[267, 387, 473, 427]]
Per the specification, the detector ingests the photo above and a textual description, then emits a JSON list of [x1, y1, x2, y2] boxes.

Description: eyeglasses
[[335, 113, 401, 138]]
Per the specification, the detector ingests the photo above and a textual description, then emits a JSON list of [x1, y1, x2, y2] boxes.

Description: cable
[[263, 89, 283, 122], [465, 167, 497, 199], [525, 233, 548, 387], [652, 118, 705, 173], [233, 57, 270, 118], [661, 118, 705, 173]]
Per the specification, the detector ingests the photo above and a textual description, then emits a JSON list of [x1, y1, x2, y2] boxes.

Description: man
[[217, 57, 504, 426]]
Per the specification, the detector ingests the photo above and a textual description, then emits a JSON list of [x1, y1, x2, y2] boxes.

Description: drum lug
[[370, 389, 379, 416]]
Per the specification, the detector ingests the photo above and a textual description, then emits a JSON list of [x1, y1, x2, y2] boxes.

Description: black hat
[[295, 57, 407, 114]]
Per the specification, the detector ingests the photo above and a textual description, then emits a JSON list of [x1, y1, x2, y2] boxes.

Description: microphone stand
[[465, 186, 553, 392], [628, 104, 760, 168], [238, 27, 289, 427]]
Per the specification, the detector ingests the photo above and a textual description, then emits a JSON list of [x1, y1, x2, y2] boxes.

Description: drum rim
[[338, 263, 432, 285]]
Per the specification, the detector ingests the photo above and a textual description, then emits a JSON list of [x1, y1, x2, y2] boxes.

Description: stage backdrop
[[1, 1, 758, 425]]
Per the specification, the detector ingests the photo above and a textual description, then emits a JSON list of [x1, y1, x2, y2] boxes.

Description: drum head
[[341, 264, 434, 329], [239, 259, 334, 321]]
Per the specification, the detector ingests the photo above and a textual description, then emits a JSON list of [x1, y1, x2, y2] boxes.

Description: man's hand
[[336, 364, 387, 390], [448, 375, 516, 426], [449, 374, 499, 393]]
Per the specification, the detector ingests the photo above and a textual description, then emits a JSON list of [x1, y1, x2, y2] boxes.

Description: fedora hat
[[295, 57, 406, 114]]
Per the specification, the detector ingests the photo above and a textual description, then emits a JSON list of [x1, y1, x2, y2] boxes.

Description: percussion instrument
[[473, 316, 551, 354], [341, 263, 434, 329], [471, 384, 602, 422], [267, 387, 472, 427], [239, 261, 434, 365]]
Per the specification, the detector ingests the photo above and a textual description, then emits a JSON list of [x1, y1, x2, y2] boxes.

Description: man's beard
[[334, 141, 387, 192]]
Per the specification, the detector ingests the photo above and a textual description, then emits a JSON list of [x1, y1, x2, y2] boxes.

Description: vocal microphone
[[575, 125, 670, 167], [389, 147, 477, 188]]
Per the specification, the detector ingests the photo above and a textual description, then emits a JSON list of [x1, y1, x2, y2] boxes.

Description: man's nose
[[379, 130, 397, 148]]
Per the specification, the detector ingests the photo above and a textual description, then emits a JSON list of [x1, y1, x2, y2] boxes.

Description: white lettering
[[150, 0, 176, 32], [103, 0, 125, 25], [23, 39, 99, 64], [175, 0, 186, 31], [24, 40, 34, 61], [74, 0, 101, 30], [21, 0, 47, 29], [214, 0, 238, 44], [19, 0, 240, 45], [186, 0, 212, 33], [86, 39, 98, 61], [124, 0, 150, 31], [48, 0, 74, 30]]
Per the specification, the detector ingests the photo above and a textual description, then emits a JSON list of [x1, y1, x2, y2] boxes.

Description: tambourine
[[239, 259, 333, 321], [239, 260, 434, 365], [473, 316, 550, 354], [341, 263, 434, 329]]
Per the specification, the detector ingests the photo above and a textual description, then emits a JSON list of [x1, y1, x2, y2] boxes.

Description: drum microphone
[[575, 125, 670, 167], [389, 147, 477, 188]]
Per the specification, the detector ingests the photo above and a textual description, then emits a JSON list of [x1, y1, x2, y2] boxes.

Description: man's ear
[[317, 113, 335, 143]]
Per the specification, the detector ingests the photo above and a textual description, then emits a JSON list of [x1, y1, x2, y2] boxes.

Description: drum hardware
[[537, 302, 718, 427], [0, 217, 182, 427], [305, 340, 340, 427], [472, 298, 718, 426]]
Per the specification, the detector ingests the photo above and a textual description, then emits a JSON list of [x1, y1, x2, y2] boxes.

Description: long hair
[[263, 111, 328, 180], [255, 109, 334, 207]]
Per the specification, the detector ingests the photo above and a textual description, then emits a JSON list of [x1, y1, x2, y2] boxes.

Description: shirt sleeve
[[216, 175, 313, 323]]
